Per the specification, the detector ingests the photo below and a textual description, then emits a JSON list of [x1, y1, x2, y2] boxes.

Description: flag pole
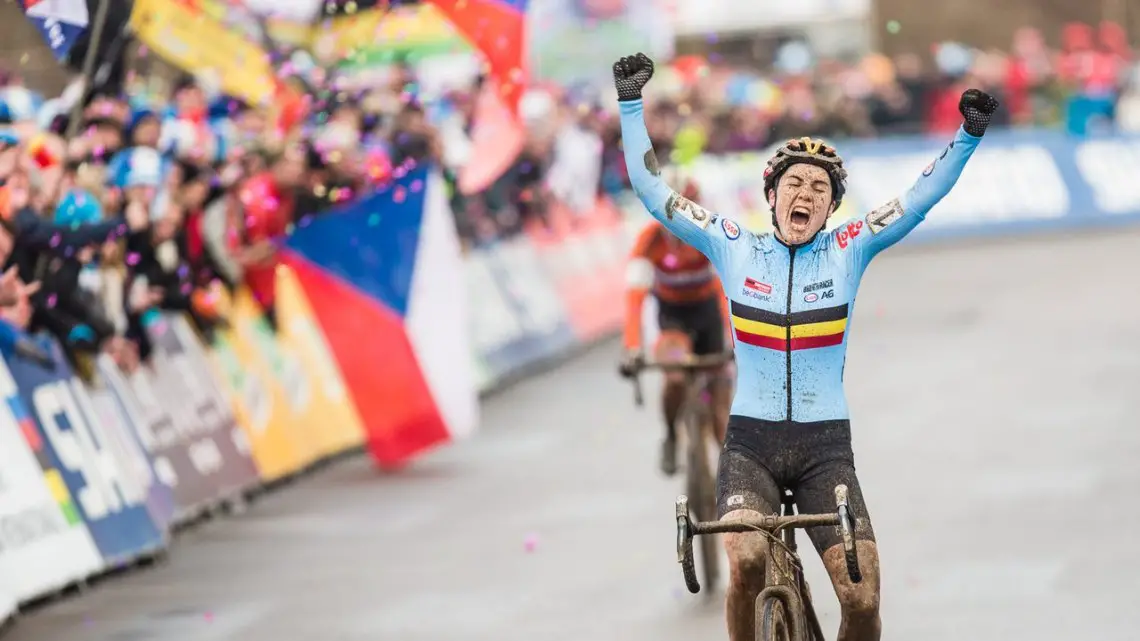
[[65, 0, 112, 140]]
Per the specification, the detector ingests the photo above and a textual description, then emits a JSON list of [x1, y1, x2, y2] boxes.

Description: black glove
[[618, 349, 644, 378], [958, 89, 1000, 137], [612, 53, 655, 102]]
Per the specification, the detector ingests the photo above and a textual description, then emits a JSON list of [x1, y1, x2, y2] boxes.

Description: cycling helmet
[[762, 137, 848, 209]]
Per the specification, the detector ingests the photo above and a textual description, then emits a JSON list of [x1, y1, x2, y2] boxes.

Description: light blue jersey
[[619, 99, 981, 423]]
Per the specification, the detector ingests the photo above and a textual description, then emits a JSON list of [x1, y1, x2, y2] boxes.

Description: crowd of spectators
[[0, 61, 445, 377], [592, 23, 1139, 195], [434, 22, 1140, 243]]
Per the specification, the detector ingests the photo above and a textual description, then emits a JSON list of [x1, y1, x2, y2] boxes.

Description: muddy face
[[770, 163, 833, 245]]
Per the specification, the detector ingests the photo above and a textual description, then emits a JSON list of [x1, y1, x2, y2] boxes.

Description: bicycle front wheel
[[757, 596, 792, 641], [685, 413, 719, 595]]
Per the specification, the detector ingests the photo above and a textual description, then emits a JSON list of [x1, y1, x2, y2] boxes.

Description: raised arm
[[614, 54, 728, 269], [850, 89, 1000, 270]]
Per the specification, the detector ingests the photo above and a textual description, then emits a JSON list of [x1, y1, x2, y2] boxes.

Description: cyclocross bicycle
[[675, 485, 863, 641], [628, 351, 734, 595]]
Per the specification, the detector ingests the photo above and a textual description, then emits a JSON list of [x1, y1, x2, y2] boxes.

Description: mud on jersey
[[619, 98, 982, 423]]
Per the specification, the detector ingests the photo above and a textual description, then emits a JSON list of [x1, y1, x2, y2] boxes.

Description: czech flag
[[282, 167, 478, 468], [19, 0, 90, 61]]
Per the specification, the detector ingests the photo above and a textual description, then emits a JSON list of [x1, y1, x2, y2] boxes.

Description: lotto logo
[[836, 220, 864, 250]]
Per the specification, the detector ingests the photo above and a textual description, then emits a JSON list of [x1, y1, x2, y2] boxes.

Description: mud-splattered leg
[[821, 541, 881, 641]]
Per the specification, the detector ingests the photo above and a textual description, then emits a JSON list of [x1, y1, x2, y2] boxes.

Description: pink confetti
[[126, 252, 141, 266], [410, 179, 424, 193], [523, 533, 538, 552]]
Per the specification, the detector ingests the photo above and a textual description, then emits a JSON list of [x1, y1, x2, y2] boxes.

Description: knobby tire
[[757, 596, 792, 641], [685, 406, 719, 595]]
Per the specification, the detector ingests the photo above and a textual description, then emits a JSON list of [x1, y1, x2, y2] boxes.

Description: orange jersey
[[623, 222, 726, 350]]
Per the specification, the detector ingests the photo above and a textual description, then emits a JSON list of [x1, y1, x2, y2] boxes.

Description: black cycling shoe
[[660, 437, 678, 476]]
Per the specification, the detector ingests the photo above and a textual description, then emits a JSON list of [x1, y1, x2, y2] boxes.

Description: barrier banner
[[226, 291, 321, 468], [0, 355, 103, 602], [146, 315, 260, 499], [275, 266, 366, 457], [99, 357, 216, 518], [112, 317, 251, 517], [89, 356, 178, 532], [466, 237, 577, 381], [208, 317, 308, 482], [525, 198, 633, 342], [9, 341, 165, 566]]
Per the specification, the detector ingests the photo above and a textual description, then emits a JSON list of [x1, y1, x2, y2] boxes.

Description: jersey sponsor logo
[[744, 277, 771, 294], [804, 290, 834, 303], [721, 217, 740, 240], [804, 292, 818, 303], [835, 219, 864, 250], [665, 192, 713, 230], [866, 198, 904, 235], [803, 279, 832, 293]]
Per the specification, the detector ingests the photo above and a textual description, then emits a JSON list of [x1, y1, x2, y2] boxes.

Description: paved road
[[7, 227, 1140, 641]]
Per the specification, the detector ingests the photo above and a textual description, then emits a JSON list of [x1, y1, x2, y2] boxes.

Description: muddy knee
[[824, 542, 880, 619], [722, 510, 770, 587]]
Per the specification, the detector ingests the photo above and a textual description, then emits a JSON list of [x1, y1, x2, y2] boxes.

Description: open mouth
[[790, 207, 811, 227]]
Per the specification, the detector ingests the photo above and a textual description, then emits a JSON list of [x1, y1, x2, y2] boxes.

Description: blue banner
[[7, 338, 164, 566]]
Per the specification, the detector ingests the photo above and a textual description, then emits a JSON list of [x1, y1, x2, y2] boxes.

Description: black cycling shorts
[[656, 296, 725, 356], [715, 416, 875, 555]]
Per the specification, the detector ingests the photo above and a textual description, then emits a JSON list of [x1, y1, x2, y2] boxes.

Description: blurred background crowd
[[0, 0, 1137, 378]]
